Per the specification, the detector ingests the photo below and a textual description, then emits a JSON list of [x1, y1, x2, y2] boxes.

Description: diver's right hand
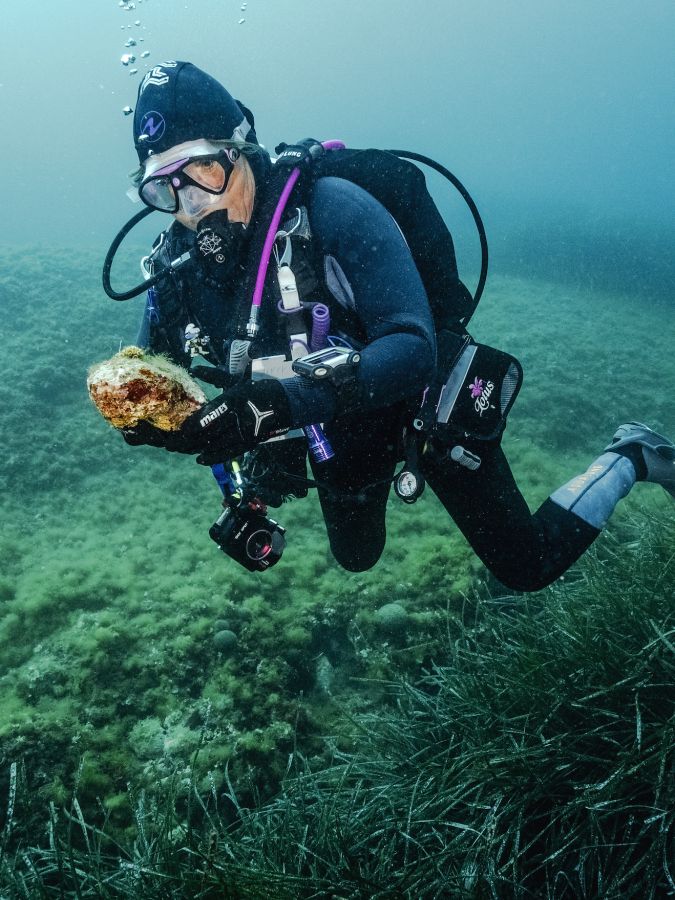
[[121, 421, 202, 453], [121, 378, 292, 460]]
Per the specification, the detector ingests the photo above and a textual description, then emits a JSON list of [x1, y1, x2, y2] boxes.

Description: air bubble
[[141, 50, 150, 58], [122, 105, 133, 116], [121, 53, 136, 66]]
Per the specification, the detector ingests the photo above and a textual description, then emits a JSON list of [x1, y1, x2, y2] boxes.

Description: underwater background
[[1, 1, 674, 896]]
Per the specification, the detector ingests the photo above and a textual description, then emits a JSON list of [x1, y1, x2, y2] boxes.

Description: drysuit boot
[[604, 422, 675, 499], [549, 422, 675, 531]]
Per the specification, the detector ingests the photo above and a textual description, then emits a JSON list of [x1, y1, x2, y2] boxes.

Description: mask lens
[[139, 175, 179, 212], [139, 158, 189, 212], [183, 158, 229, 192]]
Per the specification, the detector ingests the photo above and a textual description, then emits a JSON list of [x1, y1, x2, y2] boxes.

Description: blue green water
[[0, 0, 673, 872], [3, 1, 674, 258]]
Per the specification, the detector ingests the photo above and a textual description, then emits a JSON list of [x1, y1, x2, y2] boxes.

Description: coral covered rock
[[87, 346, 206, 431]]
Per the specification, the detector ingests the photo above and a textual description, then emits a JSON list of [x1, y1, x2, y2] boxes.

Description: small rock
[[374, 602, 408, 632], [214, 630, 238, 653]]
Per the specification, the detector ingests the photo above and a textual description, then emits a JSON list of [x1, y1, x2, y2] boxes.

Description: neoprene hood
[[133, 61, 257, 164]]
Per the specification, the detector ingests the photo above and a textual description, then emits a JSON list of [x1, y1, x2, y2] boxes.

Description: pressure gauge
[[394, 469, 425, 503]]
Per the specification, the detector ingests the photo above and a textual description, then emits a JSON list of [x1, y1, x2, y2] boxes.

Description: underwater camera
[[209, 500, 286, 572]]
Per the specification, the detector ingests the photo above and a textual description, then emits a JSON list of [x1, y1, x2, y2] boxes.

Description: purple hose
[[251, 168, 300, 309], [310, 303, 330, 351], [251, 140, 346, 312], [320, 140, 346, 152], [252, 141, 345, 466]]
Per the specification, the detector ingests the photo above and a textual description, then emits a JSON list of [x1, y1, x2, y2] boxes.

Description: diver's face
[[174, 180, 229, 230], [174, 155, 256, 231], [174, 156, 255, 231], [173, 156, 235, 229], [138, 141, 257, 231]]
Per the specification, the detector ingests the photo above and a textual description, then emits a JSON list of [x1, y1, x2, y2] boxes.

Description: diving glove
[[123, 379, 292, 463]]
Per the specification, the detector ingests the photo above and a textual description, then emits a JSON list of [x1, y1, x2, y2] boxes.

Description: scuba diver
[[107, 60, 675, 586]]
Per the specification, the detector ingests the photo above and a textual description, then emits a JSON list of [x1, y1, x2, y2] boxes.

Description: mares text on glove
[[122, 378, 293, 462], [187, 378, 293, 465]]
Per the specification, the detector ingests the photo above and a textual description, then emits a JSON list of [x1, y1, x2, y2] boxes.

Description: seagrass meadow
[[0, 242, 673, 897]]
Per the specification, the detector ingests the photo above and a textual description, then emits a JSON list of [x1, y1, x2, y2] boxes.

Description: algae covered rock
[[374, 602, 409, 632], [87, 346, 206, 431], [213, 629, 238, 653]]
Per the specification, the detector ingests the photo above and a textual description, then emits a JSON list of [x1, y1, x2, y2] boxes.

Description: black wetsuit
[[138, 177, 598, 590]]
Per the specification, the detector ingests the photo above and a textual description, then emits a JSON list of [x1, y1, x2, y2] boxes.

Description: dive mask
[[138, 147, 240, 213]]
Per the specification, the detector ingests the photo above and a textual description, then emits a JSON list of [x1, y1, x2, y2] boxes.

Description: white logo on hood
[[140, 62, 178, 94]]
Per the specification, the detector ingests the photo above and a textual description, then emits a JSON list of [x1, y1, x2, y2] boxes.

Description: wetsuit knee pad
[[330, 539, 385, 572]]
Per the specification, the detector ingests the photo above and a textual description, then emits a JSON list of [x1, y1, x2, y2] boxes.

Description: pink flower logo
[[469, 377, 484, 399]]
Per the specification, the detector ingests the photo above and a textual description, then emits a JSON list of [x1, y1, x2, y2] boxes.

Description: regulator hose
[[102, 206, 164, 301], [389, 149, 489, 309]]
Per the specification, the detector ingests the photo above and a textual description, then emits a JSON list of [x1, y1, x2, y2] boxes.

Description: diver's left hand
[[122, 379, 292, 463]]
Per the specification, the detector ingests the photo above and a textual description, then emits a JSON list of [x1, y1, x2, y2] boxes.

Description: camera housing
[[209, 503, 286, 571]]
